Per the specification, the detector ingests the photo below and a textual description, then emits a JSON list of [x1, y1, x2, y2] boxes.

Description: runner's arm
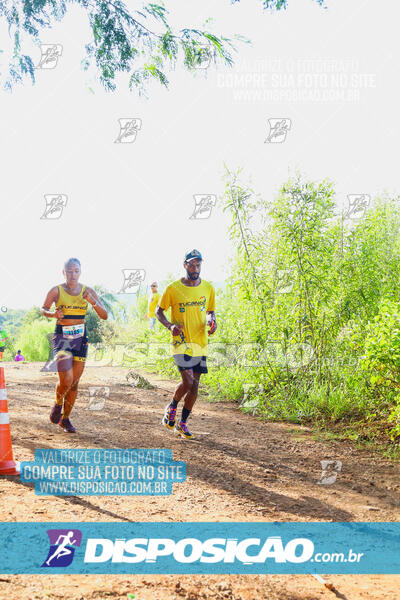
[[83, 287, 108, 320], [41, 287, 63, 319], [155, 306, 182, 336], [207, 310, 217, 335]]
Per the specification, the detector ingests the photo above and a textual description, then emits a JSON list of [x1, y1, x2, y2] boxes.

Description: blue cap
[[184, 249, 203, 262]]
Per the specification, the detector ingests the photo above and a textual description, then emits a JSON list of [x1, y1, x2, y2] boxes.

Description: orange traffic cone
[[0, 366, 19, 475]]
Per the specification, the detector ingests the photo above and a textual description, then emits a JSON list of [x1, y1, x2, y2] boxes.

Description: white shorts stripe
[[0, 413, 10, 424]]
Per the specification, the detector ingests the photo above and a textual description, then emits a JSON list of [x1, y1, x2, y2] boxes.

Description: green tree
[[217, 170, 400, 435], [85, 305, 104, 343], [84, 286, 119, 344], [0, 308, 27, 343], [0, 0, 326, 93], [21, 306, 45, 327], [233, 0, 326, 9], [15, 319, 54, 361], [93, 285, 117, 318]]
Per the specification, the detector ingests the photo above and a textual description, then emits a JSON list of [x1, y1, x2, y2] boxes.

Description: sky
[[0, 0, 398, 309]]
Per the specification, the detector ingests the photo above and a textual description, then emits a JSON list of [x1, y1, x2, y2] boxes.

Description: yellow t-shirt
[[148, 292, 161, 318], [159, 279, 216, 356]]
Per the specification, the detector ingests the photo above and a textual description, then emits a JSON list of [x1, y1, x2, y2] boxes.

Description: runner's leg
[[54, 335, 74, 406], [179, 371, 200, 425], [63, 359, 85, 419], [50, 363, 73, 424], [56, 369, 73, 405], [174, 372, 201, 440], [182, 371, 201, 411], [162, 367, 193, 430], [172, 369, 194, 404]]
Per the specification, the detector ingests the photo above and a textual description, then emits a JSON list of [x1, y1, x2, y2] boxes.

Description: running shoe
[[49, 403, 62, 424], [59, 417, 76, 433], [174, 420, 194, 440], [162, 403, 177, 430]]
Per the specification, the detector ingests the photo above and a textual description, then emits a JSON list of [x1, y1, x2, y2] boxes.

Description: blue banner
[[0, 522, 399, 574]]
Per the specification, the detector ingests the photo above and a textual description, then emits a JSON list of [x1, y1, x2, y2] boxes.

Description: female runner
[[41, 258, 108, 432]]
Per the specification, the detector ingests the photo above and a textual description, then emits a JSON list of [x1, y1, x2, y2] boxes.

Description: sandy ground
[[0, 361, 399, 599]]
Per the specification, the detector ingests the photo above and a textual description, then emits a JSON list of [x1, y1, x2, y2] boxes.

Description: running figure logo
[[276, 269, 294, 294], [40, 194, 68, 220], [118, 269, 146, 294], [114, 118, 142, 143], [189, 195, 216, 220], [317, 460, 342, 485], [240, 383, 264, 415], [344, 194, 370, 220], [195, 43, 212, 69], [37, 44, 63, 69], [86, 386, 110, 411], [42, 529, 82, 567], [264, 118, 291, 143]]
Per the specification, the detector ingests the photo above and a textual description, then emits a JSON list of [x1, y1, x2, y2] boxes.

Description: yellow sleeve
[[207, 284, 216, 312], [159, 286, 172, 311]]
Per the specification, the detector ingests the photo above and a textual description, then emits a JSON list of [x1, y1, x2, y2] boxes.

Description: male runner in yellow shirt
[[156, 249, 217, 440], [147, 282, 161, 330]]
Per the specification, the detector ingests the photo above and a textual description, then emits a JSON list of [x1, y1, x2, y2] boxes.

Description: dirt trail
[[0, 361, 399, 600]]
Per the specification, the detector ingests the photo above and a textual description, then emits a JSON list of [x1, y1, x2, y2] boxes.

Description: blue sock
[[181, 407, 191, 422], [171, 399, 178, 408]]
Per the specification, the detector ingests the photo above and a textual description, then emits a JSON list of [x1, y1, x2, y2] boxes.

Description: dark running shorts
[[52, 324, 88, 371], [0, 347, 5, 352], [173, 354, 208, 374]]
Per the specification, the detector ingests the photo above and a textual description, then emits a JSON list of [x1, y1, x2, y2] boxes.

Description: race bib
[[62, 323, 85, 339]]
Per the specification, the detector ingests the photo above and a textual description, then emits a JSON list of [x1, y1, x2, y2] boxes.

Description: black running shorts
[[52, 324, 88, 371], [173, 354, 208, 374]]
